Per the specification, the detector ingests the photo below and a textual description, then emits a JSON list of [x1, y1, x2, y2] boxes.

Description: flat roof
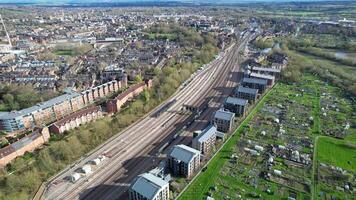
[[225, 97, 248, 106], [252, 66, 281, 73], [131, 173, 168, 200], [214, 109, 235, 121], [236, 86, 258, 95], [250, 72, 275, 80], [242, 77, 268, 85], [169, 144, 200, 164]]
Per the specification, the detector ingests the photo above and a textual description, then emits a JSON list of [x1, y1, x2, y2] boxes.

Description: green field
[[317, 137, 356, 173], [53, 50, 76, 56]]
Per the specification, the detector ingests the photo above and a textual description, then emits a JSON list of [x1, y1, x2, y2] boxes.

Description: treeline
[[296, 47, 356, 67], [0, 85, 59, 112], [0, 27, 219, 200], [281, 45, 356, 96], [145, 23, 217, 48]]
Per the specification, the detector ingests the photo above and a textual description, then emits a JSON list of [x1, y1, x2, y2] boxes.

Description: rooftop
[[225, 97, 248, 106], [131, 173, 168, 200], [236, 86, 258, 95], [242, 77, 268, 85], [214, 109, 235, 121], [249, 72, 275, 80], [195, 125, 217, 143], [169, 144, 200, 164]]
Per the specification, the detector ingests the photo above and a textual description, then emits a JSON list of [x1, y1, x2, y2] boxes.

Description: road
[[43, 34, 252, 200]]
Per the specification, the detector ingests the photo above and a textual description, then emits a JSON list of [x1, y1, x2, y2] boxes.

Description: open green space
[[179, 71, 355, 200], [53, 50, 76, 56], [317, 137, 356, 173]]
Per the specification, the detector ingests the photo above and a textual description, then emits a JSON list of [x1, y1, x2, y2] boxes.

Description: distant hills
[[0, 0, 353, 5]]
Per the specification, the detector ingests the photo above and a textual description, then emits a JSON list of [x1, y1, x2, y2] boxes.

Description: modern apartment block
[[249, 72, 275, 86], [212, 109, 235, 133], [250, 66, 281, 78], [49, 106, 103, 134], [167, 144, 201, 178], [224, 97, 248, 117], [0, 90, 84, 135], [0, 80, 122, 135], [192, 125, 217, 155], [234, 86, 259, 102], [242, 77, 268, 94], [129, 173, 169, 200]]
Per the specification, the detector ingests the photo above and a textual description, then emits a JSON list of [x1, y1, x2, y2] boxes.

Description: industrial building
[[129, 173, 169, 200], [167, 144, 200, 178]]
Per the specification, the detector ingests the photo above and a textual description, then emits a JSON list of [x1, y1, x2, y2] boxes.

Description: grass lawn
[[317, 136, 356, 173], [53, 50, 76, 56]]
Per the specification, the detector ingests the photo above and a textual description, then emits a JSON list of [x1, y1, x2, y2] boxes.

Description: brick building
[[0, 127, 50, 167], [49, 106, 103, 134], [106, 80, 152, 114]]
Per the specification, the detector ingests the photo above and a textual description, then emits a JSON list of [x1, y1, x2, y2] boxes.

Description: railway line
[[44, 34, 252, 200]]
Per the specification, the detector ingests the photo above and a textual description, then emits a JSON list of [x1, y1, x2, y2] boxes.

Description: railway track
[[45, 36, 251, 200]]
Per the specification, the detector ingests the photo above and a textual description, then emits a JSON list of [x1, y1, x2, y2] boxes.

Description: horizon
[[0, 0, 351, 5]]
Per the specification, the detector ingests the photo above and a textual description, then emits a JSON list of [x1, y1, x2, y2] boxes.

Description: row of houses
[[50, 79, 153, 134], [0, 79, 126, 135], [0, 79, 152, 167], [0, 127, 50, 167]]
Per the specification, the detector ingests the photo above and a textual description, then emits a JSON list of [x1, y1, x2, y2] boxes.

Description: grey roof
[[131, 173, 168, 200], [250, 72, 275, 80], [169, 144, 200, 163], [242, 77, 267, 85], [225, 97, 248, 106], [214, 110, 235, 121], [196, 125, 216, 143], [236, 86, 258, 95], [0, 91, 81, 120], [12, 132, 40, 150], [252, 67, 281, 73]]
